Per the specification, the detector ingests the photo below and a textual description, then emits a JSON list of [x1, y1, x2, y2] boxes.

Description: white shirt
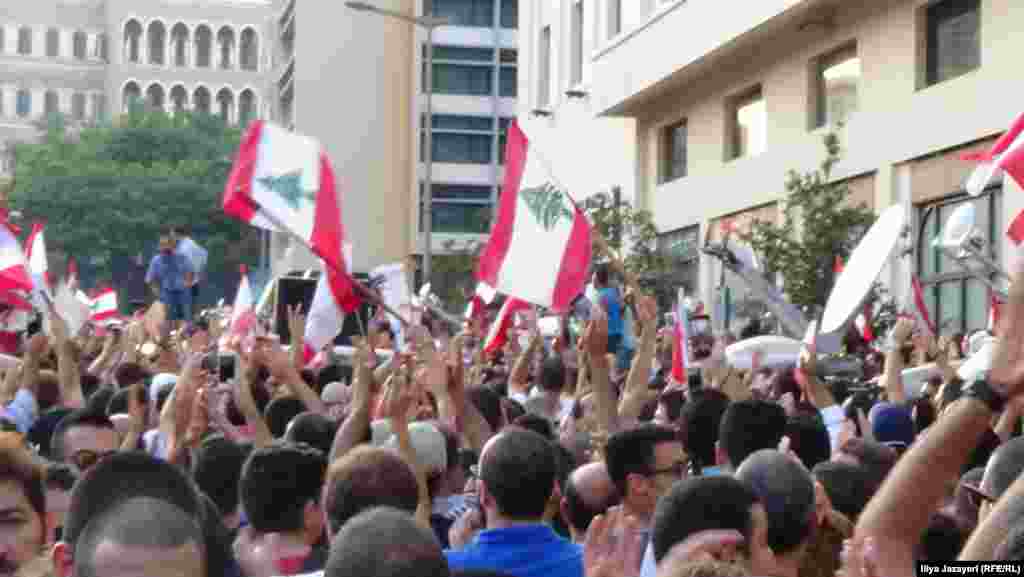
[[820, 404, 845, 453]]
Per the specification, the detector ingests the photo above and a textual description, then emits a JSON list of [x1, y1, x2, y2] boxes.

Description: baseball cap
[[869, 403, 915, 450], [963, 436, 1024, 506]]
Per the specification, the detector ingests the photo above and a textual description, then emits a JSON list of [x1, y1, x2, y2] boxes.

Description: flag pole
[[243, 200, 413, 328]]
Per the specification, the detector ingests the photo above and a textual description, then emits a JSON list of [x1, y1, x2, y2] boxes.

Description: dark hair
[[263, 397, 307, 438], [837, 438, 898, 495], [502, 397, 525, 424], [240, 442, 327, 533], [512, 414, 554, 441], [51, 409, 116, 462], [915, 512, 967, 562], [842, 391, 876, 437], [323, 446, 420, 535], [911, 397, 936, 435], [34, 371, 62, 412], [785, 415, 831, 470], [539, 356, 565, 393], [680, 390, 730, 471], [74, 498, 205, 577], [80, 374, 101, 400], [318, 364, 352, 389], [719, 400, 787, 467], [0, 436, 45, 521], [192, 438, 249, 521], [45, 462, 79, 492], [113, 363, 150, 388], [85, 386, 117, 416], [735, 449, 816, 555], [285, 412, 338, 456], [604, 424, 678, 495], [480, 430, 557, 520], [812, 461, 872, 522], [466, 386, 503, 433], [659, 389, 687, 424], [325, 507, 448, 577], [652, 476, 760, 562], [106, 385, 148, 416], [594, 264, 610, 286], [941, 377, 965, 409]]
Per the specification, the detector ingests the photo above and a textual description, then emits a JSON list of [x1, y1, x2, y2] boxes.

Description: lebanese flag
[[901, 276, 936, 337], [483, 297, 530, 354], [477, 121, 591, 312], [964, 112, 1024, 197], [0, 220, 32, 295], [231, 265, 256, 336], [833, 255, 845, 275], [24, 223, 50, 293], [90, 288, 118, 322], [65, 257, 79, 292], [464, 282, 496, 320], [855, 302, 875, 343], [671, 289, 690, 383], [989, 292, 1002, 334], [223, 121, 360, 315], [301, 273, 346, 364]]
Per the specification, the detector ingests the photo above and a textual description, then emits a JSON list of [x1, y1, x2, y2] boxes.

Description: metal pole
[[423, 24, 434, 289]]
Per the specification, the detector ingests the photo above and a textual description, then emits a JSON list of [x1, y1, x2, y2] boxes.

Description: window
[[240, 28, 259, 71], [420, 183, 493, 234], [16, 90, 31, 118], [46, 28, 59, 58], [18, 27, 32, 55], [498, 118, 511, 164], [658, 225, 700, 298], [499, 49, 517, 97], [426, 46, 495, 96], [147, 23, 165, 65], [171, 24, 188, 67], [44, 91, 58, 117], [193, 87, 211, 114], [538, 26, 551, 107], [925, 0, 980, 86], [660, 120, 687, 183], [217, 27, 235, 70], [72, 93, 86, 120], [815, 43, 860, 128], [147, 84, 165, 110], [238, 90, 256, 126], [608, 0, 622, 38], [501, 0, 518, 29], [728, 87, 766, 160], [124, 20, 142, 63], [96, 33, 108, 60], [170, 85, 188, 114], [430, 0, 494, 28], [916, 188, 1000, 334], [194, 25, 212, 68], [570, 2, 584, 86], [423, 114, 493, 164], [122, 82, 141, 112], [73, 31, 87, 60]]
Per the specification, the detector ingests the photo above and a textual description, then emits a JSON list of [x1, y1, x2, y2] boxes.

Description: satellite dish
[[725, 335, 803, 369], [958, 337, 997, 382], [934, 203, 976, 251], [820, 205, 906, 334]]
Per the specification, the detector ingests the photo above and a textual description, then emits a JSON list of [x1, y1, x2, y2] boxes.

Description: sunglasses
[[70, 449, 117, 472]]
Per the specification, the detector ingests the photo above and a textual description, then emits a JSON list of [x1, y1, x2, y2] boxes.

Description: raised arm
[[619, 295, 659, 424], [329, 338, 373, 462]]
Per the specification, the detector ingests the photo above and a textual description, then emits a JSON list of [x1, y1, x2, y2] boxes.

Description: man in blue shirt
[[446, 430, 583, 577], [146, 232, 195, 332], [593, 265, 624, 356]]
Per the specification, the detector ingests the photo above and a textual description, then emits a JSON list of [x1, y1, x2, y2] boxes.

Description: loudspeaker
[[274, 274, 373, 347]]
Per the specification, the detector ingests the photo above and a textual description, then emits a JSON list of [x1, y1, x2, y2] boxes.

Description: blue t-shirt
[[145, 252, 194, 292], [599, 287, 624, 336], [445, 524, 583, 577]]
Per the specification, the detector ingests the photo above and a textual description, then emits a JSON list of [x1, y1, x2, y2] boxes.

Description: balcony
[[590, 0, 829, 116]]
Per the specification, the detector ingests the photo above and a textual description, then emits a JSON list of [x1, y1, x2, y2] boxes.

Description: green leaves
[[520, 183, 573, 231]]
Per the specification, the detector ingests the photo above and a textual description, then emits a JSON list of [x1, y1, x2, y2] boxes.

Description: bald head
[[562, 462, 619, 534], [735, 449, 815, 556]]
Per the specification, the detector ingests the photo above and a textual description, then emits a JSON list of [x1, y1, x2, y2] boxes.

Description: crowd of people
[[0, 252, 1023, 577]]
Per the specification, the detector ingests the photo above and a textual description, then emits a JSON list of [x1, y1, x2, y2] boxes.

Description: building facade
[[0, 0, 272, 177], [520, 0, 1023, 335]]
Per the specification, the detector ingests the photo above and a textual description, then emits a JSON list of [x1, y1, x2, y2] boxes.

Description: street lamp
[[345, 1, 449, 288]]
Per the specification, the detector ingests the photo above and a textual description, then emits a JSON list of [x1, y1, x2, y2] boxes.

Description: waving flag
[[0, 221, 31, 295], [855, 302, 875, 343], [65, 257, 79, 292], [90, 288, 118, 323], [989, 292, 1002, 334], [483, 297, 530, 354], [901, 276, 936, 337], [464, 282, 496, 321], [302, 273, 345, 363], [477, 121, 591, 312], [671, 289, 690, 383], [223, 121, 360, 316], [231, 265, 256, 336], [965, 112, 1024, 197]]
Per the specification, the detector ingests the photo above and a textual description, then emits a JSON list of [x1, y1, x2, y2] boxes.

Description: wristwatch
[[964, 375, 1008, 414]]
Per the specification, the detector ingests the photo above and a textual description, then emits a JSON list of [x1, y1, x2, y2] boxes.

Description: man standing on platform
[[146, 232, 195, 333], [171, 226, 208, 305]]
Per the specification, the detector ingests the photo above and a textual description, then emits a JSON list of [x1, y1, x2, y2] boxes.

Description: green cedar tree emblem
[[520, 182, 573, 232], [258, 171, 316, 211]]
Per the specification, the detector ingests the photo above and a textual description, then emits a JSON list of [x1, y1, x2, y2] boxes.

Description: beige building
[[520, 0, 1023, 335]]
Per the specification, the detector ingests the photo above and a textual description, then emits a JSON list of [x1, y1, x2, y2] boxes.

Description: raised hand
[[583, 506, 646, 577]]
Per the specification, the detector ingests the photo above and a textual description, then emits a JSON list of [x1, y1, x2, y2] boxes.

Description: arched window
[[44, 90, 59, 117], [18, 27, 33, 55], [73, 31, 87, 60], [122, 81, 142, 112], [194, 25, 212, 68], [146, 83, 165, 110], [170, 85, 188, 114], [124, 20, 142, 63], [240, 28, 259, 71], [170, 23, 189, 67], [238, 90, 256, 126], [216, 88, 234, 122], [216, 26, 235, 70], [193, 86, 211, 115], [147, 21, 165, 65], [46, 28, 59, 58]]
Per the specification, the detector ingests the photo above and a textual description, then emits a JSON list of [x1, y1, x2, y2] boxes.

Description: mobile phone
[[219, 354, 237, 383]]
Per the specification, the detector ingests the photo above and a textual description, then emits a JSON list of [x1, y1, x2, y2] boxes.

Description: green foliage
[[431, 239, 483, 310], [743, 132, 877, 312], [10, 102, 258, 300]]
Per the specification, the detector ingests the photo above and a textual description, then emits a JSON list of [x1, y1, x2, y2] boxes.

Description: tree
[[429, 239, 482, 311], [743, 132, 877, 313], [9, 102, 258, 305]]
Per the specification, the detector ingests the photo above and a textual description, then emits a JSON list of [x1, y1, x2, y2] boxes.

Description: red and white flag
[[855, 302, 875, 343], [89, 288, 118, 323], [989, 292, 1002, 334], [223, 121, 361, 322], [477, 121, 591, 312], [464, 282, 496, 321], [965, 112, 1024, 198], [0, 220, 32, 296], [483, 297, 530, 354], [301, 273, 346, 364], [671, 289, 690, 383], [231, 265, 256, 336], [902, 276, 936, 337], [65, 257, 79, 292], [833, 255, 845, 275], [23, 223, 50, 294]]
